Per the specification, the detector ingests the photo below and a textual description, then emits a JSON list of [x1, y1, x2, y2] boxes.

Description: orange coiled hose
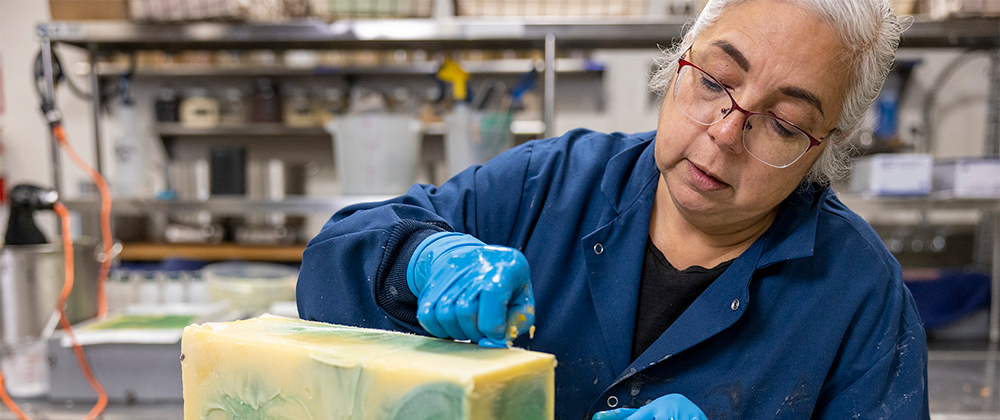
[[0, 123, 112, 419], [0, 204, 109, 420], [52, 202, 108, 420], [52, 124, 111, 319]]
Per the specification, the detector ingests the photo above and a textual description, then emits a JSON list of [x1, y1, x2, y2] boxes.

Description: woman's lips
[[686, 160, 729, 191]]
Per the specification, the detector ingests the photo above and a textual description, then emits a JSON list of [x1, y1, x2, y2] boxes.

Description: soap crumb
[[529, 325, 536, 339]]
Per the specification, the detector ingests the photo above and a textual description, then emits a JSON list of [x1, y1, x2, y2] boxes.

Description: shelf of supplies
[[39, 18, 690, 51], [156, 123, 329, 137], [95, 58, 605, 77], [155, 121, 545, 137], [118, 242, 307, 262], [838, 193, 1000, 212], [62, 196, 393, 217], [39, 18, 1000, 52]]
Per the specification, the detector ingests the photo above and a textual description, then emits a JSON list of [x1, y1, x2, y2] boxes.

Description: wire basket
[[128, 0, 312, 22], [455, 0, 648, 17], [311, 0, 434, 19]]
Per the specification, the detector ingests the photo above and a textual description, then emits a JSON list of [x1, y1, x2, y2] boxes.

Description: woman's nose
[[707, 110, 747, 154]]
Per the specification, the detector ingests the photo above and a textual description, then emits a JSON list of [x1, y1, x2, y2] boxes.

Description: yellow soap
[[181, 315, 556, 420]]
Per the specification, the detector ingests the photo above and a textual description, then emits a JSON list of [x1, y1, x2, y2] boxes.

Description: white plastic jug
[[327, 114, 422, 195]]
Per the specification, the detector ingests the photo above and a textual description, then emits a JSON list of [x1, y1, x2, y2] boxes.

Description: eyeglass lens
[[673, 64, 812, 168]]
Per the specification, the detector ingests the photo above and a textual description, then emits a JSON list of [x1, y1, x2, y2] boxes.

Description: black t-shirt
[[632, 237, 734, 360]]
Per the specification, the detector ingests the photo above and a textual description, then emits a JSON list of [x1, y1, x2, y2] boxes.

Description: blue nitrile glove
[[406, 231, 535, 348], [591, 394, 707, 420]]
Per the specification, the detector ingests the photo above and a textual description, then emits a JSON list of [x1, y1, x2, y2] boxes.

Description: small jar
[[179, 88, 220, 129], [154, 87, 179, 122], [283, 88, 314, 127], [250, 79, 282, 123], [219, 88, 248, 127], [312, 87, 345, 125]]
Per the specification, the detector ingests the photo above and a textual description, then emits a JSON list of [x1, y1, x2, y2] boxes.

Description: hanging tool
[[436, 59, 471, 102]]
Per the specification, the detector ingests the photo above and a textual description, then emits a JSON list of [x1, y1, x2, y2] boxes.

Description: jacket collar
[[599, 131, 659, 215], [757, 183, 828, 268]]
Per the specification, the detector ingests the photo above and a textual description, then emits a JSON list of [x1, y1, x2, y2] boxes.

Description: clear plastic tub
[[202, 262, 298, 315], [327, 113, 422, 194]]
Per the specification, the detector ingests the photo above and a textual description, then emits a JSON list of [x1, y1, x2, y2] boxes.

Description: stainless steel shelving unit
[[36, 17, 1000, 191], [38, 18, 696, 235]]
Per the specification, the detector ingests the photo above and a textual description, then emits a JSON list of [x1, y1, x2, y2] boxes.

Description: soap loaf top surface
[[185, 314, 556, 377]]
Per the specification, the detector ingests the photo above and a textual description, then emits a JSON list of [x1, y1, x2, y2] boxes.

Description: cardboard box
[[49, 0, 129, 20], [933, 158, 1000, 198], [129, 0, 310, 22], [850, 154, 933, 196]]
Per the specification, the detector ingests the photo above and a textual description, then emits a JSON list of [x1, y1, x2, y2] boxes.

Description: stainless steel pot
[[0, 239, 100, 345]]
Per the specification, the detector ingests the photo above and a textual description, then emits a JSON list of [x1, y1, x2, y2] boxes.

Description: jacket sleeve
[[296, 141, 536, 333], [814, 307, 930, 420]]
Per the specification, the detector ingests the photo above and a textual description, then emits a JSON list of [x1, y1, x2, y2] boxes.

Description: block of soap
[[181, 315, 556, 420]]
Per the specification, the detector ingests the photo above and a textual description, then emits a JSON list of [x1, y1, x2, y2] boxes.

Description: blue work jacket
[[298, 129, 930, 420]]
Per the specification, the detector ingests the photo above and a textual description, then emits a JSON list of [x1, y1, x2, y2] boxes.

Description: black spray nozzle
[[5, 185, 58, 246], [10, 184, 58, 210]]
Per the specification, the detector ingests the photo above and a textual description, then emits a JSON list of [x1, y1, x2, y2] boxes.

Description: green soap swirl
[[203, 392, 313, 420], [387, 382, 465, 420], [495, 375, 547, 420]]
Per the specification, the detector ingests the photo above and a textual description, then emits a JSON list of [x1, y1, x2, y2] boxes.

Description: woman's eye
[[699, 76, 726, 93], [768, 117, 799, 139]]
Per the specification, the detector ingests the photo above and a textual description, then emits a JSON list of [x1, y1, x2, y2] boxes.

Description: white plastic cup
[[1, 339, 50, 398]]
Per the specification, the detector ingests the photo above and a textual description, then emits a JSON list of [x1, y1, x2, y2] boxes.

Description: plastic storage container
[[326, 113, 422, 194], [203, 262, 298, 314]]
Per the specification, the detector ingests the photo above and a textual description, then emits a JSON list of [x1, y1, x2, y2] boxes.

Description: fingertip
[[477, 337, 508, 348], [591, 408, 637, 420]]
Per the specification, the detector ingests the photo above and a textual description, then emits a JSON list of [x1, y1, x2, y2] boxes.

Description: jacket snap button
[[607, 395, 618, 407], [594, 243, 604, 255], [731, 299, 740, 311]]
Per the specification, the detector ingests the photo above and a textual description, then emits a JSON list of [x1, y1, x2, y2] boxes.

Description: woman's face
[[655, 0, 851, 232]]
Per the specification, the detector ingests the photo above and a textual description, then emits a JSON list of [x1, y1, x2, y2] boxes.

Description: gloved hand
[[406, 232, 535, 348], [591, 394, 707, 420]]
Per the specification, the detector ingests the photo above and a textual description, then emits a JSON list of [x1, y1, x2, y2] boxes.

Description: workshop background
[[0, 0, 998, 418]]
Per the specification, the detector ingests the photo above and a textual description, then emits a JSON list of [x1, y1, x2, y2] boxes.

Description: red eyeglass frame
[[675, 56, 827, 151]]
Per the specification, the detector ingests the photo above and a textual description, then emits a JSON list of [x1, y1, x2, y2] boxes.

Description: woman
[[297, 0, 929, 418]]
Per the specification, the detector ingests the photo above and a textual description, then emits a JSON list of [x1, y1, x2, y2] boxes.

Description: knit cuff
[[375, 219, 451, 327]]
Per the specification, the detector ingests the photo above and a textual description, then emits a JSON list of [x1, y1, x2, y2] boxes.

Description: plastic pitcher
[[445, 107, 514, 178]]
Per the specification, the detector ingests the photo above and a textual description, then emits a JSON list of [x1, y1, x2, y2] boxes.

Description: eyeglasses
[[673, 57, 827, 168]]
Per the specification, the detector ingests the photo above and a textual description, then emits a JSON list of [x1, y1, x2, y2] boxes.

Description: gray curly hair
[[649, 0, 905, 184]]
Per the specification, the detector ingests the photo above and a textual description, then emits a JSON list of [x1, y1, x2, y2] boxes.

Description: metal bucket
[[0, 239, 100, 345]]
